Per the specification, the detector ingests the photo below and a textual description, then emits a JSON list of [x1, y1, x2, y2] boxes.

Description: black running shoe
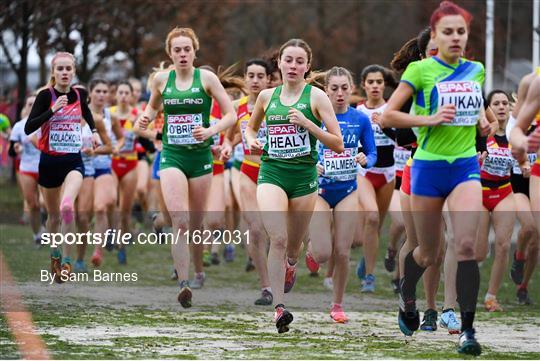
[[255, 289, 273, 306], [420, 309, 438, 331], [517, 287, 532, 305], [384, 247, 397, 272], [274, 304, 293, 333], [391, 278, 400, 294], [398, 293, 420, 336], [458, 328, 482, 356], [510, 251, 524, 285]]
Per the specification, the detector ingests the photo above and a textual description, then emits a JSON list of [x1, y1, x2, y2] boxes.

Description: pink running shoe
[[284, 260, 297, 293], [305, 251, 320, 274], [330, 304, 348, 323]]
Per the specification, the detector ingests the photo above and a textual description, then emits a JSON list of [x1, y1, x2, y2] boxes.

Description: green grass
[[1, 178, 539, 359]]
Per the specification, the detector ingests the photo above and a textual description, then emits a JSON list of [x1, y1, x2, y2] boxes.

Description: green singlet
[[160, 68, 213, 178], [257, 84, 320, 198]]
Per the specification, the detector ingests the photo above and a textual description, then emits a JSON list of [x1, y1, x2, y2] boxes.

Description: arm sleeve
[[25, 90, 53, 135], [359, 114, 378, 169], [395, 128, 417, 147], [476, 132, 487, 153], [137, 136, 156, 153], [79, 89, 95, 131]]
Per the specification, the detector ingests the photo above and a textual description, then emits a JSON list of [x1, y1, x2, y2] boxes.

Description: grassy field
[[1, 177, 539, 359]]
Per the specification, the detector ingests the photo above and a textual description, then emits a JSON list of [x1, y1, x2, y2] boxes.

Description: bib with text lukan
[[267, 123, 310, 159], [437, 81, 483, 126], [167, 113, 203, 145], [323, 147, 357, 181]]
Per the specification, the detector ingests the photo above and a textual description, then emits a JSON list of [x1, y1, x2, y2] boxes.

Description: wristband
[[156, 132, 163, 141], [92, 128, 98, 134]]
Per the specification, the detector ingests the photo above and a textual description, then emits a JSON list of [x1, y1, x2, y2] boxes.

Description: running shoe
[[73, 260, 88, 273], [50, 249, 63, 284], [458, 328, 482, 356], [420, 309, 438, 331], [391, 278, 400, 294], [398, 293, 420, 336], [202, 250, 211, 267], [439, 309, 461, 335], [361, 274, 375, 293], [384, 247, 397, 272], [305, 251, 320, 275], [356, 257, 366, 281], [323, 277, 334, 291], [484, 297, 503, 312], [211, 252, 221, 266], [245, 257, 255, 272], [510, 251, 525, 285], [104, 232, 115, 252], [177, 280, 192, 308], [60, 261, 72, 282], [517, 287, 532, 305], [284, 260, 297, 293], [34, 234, 42, 248], [330, 304, 348, 323], [274, 304, 293, 333], [190, 273, 205, 289], [170, 268, 178, 281], [224, 244, 235, 262], [117, 247, 127, 265], [254, 289, 273, 306], [90, 249, 103, 267]]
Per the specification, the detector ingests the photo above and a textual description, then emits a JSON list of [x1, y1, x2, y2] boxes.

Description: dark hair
[[245, 59, 271, 75], [89, 78, 109, 91], [116, 80, 133, 93], [279, 39, 312, 65], [360, 65, 387, 84], [390, 27, 432, 73], [486, 89, 509, 106], [430, 0, 473, 30]]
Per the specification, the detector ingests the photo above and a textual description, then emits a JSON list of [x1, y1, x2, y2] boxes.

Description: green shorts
[[257, 160, 318, 199], [233, 158, 242, 171], [160, 146, 213, 178]]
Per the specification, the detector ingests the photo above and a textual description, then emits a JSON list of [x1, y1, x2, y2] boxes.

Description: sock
[[515, 251, 526, 261], [400, 250, 426, 302], [287, 258, 297, 267], [442, 308, 454, 314], [518, 283, 528, 290], [262, 287, 272, 293], [196, 272, 205, 278], [179, 279, 189, 288], [332, 303, 342, 308], [51, 248, 62, 259], [484, 293, 496, 302], [456, 260, 479, 332], [275, 303, 285, 309], [60, 197, 74, 224]]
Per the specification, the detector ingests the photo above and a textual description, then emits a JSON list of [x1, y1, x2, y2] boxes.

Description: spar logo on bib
[[167, 113, 203, 145], [267, 123, 310, 159], [437, 80, 483, 126], [323, 148, 357, 181]]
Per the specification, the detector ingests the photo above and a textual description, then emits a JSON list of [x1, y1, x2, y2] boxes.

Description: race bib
[[267, 124, 310, 159], [482, 147, 513, 177], [394, 147, 411, 171], [437, 81, 483, 126], [49, 122, 82, 153], [210, 119, 221, 145], [120, 130, 136, 153], [513, 153, 538, 175], [372, 122, 393, 147], [323, 148, 358, 181], [167, 113, 203, 145], [241, 120, 267, 152]]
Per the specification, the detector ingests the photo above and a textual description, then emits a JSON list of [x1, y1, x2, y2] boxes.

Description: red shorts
[[240, 159, 260, 184], [14, 157, 21, 172], [482, 184, 512, 212], [213, 161, 225, 176], [400, 162, 412, 196], [112, 158, 137, 180], [18, 170, 39, 182], [532, 161, 540, 177], [363, 169, 394, 191]]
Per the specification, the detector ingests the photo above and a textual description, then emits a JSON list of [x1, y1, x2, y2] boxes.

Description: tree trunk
[[16, 0, 30, 122]]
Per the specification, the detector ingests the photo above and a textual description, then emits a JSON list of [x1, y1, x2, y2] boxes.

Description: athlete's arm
[[224, 100, 242, 146], [93, 114, 112, 155], [300, 88, 344, 154], [511, 76, 540, 158], [512, 72, 536, 118], [382, 83, 454, 128], [110, 111, 125, 155], [196, 70, 236, 140], [25, 90, 53, 135], [245, 89, 270, 152], [358, 113, 377, 169]]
